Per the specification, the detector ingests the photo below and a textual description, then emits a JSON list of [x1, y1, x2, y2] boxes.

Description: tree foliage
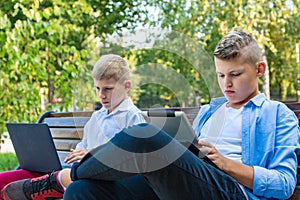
[[145, 0, 299, 102], [0, 0, 149, 136]]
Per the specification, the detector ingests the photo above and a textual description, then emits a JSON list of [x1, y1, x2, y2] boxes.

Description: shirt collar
[[99, 97, 132, 115], [244, 93, 267, 107], [210, 93, 267, 110]]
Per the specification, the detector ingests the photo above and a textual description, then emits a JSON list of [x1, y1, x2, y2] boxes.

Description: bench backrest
[[37, 111, 93, 161], [37, 107, 199, 161], [285, 104, 300, 200], [37, 105, 300, 199]]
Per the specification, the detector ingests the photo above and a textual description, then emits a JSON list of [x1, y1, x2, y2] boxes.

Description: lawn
[[0, 153, 18, 171]]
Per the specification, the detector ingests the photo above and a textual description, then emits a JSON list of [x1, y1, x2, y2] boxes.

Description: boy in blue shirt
[[3, 29, 299, 200]]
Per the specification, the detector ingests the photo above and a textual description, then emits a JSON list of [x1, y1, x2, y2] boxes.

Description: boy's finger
[[198, 140, 213, 147]]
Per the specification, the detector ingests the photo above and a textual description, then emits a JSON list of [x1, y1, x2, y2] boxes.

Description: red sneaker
[[2, 171, 63, 200]]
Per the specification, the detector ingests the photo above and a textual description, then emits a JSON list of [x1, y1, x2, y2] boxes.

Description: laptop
[[142, 109, 220, 169], [6, 123, 62, 173]]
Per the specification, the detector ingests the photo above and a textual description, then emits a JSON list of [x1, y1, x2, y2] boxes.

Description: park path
[[0, 132, 15, 153]]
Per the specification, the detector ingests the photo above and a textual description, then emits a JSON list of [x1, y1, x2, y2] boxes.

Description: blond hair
[[214, 27, 263, 66], [92, 54, 130, 82]]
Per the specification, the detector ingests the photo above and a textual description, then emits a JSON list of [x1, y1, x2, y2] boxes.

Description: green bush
[[0, 153, 18, 171]]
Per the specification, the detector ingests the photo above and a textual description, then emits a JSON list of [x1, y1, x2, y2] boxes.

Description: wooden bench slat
[[43, 117, 90, 128], [53, 139, 80, 151], [49, 111, 93, 118], [293, 110, 300, 123], [289, 187, 300, 200], [50, 128, 84, 139], [298, 166, 300, 186], [57, 151, 69, 162], [286, 102, 300, 111]]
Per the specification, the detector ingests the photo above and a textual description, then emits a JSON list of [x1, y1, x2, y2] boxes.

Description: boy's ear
[[256, 61, 266, 77], [124, 80, 131, 90]]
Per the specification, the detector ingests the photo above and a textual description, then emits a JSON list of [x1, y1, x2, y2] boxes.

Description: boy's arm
[[198, 140, 254, 189], [64, 113, 99, 163], [75, 112, 98, 150], [74, 130, 88, 150], [250, 105, 299, 198], [221, 157, 254, 189]]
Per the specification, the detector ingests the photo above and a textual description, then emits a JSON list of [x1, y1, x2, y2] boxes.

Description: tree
[[0, 0, 150, 140], [142, 0, 299, 102]]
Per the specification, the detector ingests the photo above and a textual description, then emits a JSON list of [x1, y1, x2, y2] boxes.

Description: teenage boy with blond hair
[[2, 54, 158, 200]]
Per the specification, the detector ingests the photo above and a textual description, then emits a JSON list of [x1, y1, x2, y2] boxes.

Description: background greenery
[[0, 153, 18, 171], [0, 0, 299, 141]]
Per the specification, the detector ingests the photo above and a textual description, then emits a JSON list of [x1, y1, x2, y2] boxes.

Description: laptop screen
[[6, 123, 62, 173]]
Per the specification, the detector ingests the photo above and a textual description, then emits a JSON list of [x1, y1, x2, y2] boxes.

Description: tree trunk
[[296, 43, 300, 101], [262, 48, 270, 99]]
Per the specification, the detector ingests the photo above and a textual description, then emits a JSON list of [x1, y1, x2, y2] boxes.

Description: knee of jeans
[[63, 183, 76, 200], [64, 182, 84, 200], [114, 124, 173, 152]]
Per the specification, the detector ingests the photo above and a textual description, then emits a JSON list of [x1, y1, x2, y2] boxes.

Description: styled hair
[[92, 54, 130, 82], [214, 27, 263, 66]]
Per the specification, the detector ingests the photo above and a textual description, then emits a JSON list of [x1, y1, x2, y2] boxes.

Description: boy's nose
[[224, 77, 232, 87], [227, 82, 233, 87], [98, 92, 106, 99]]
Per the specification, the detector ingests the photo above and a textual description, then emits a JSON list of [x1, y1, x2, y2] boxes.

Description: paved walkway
[[0, 132, 15, 153]]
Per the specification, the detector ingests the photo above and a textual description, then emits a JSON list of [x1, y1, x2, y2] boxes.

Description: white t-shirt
[[199, 104, 243, 162], [199, 104, 248, 199]]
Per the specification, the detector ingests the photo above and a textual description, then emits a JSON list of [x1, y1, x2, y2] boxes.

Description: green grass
[[0, 153, 18, 171]]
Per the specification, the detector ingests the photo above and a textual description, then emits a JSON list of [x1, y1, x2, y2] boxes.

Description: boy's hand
[[198, 140, 227, 170], [198, 140, 254, 188], [64, 148, 88, 164]]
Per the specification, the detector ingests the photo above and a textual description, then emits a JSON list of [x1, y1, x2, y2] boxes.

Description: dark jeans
[[64, 123, 246, 200]]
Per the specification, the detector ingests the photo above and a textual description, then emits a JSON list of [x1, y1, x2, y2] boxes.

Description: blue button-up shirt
[[193, 93, 300, 199]]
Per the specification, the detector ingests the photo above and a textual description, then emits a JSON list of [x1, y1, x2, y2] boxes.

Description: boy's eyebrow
[[94, 85, 115, 88], [216, 69, 244, 73]]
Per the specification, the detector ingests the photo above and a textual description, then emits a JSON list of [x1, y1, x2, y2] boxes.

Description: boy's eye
[[218, 74, 225, 78], [104, 87, 114, 91], [95, 86, 114, 91], [232, 73, 241, 76]]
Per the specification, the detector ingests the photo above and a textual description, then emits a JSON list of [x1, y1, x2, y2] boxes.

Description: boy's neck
[[227, 91, 259, 109], [107, 96, 128, 114]]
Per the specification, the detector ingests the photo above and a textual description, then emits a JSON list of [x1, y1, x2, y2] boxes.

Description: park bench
[[37, 104, 300, 199], [36, 107, 199, 161], [285, 102, 300, 200]]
